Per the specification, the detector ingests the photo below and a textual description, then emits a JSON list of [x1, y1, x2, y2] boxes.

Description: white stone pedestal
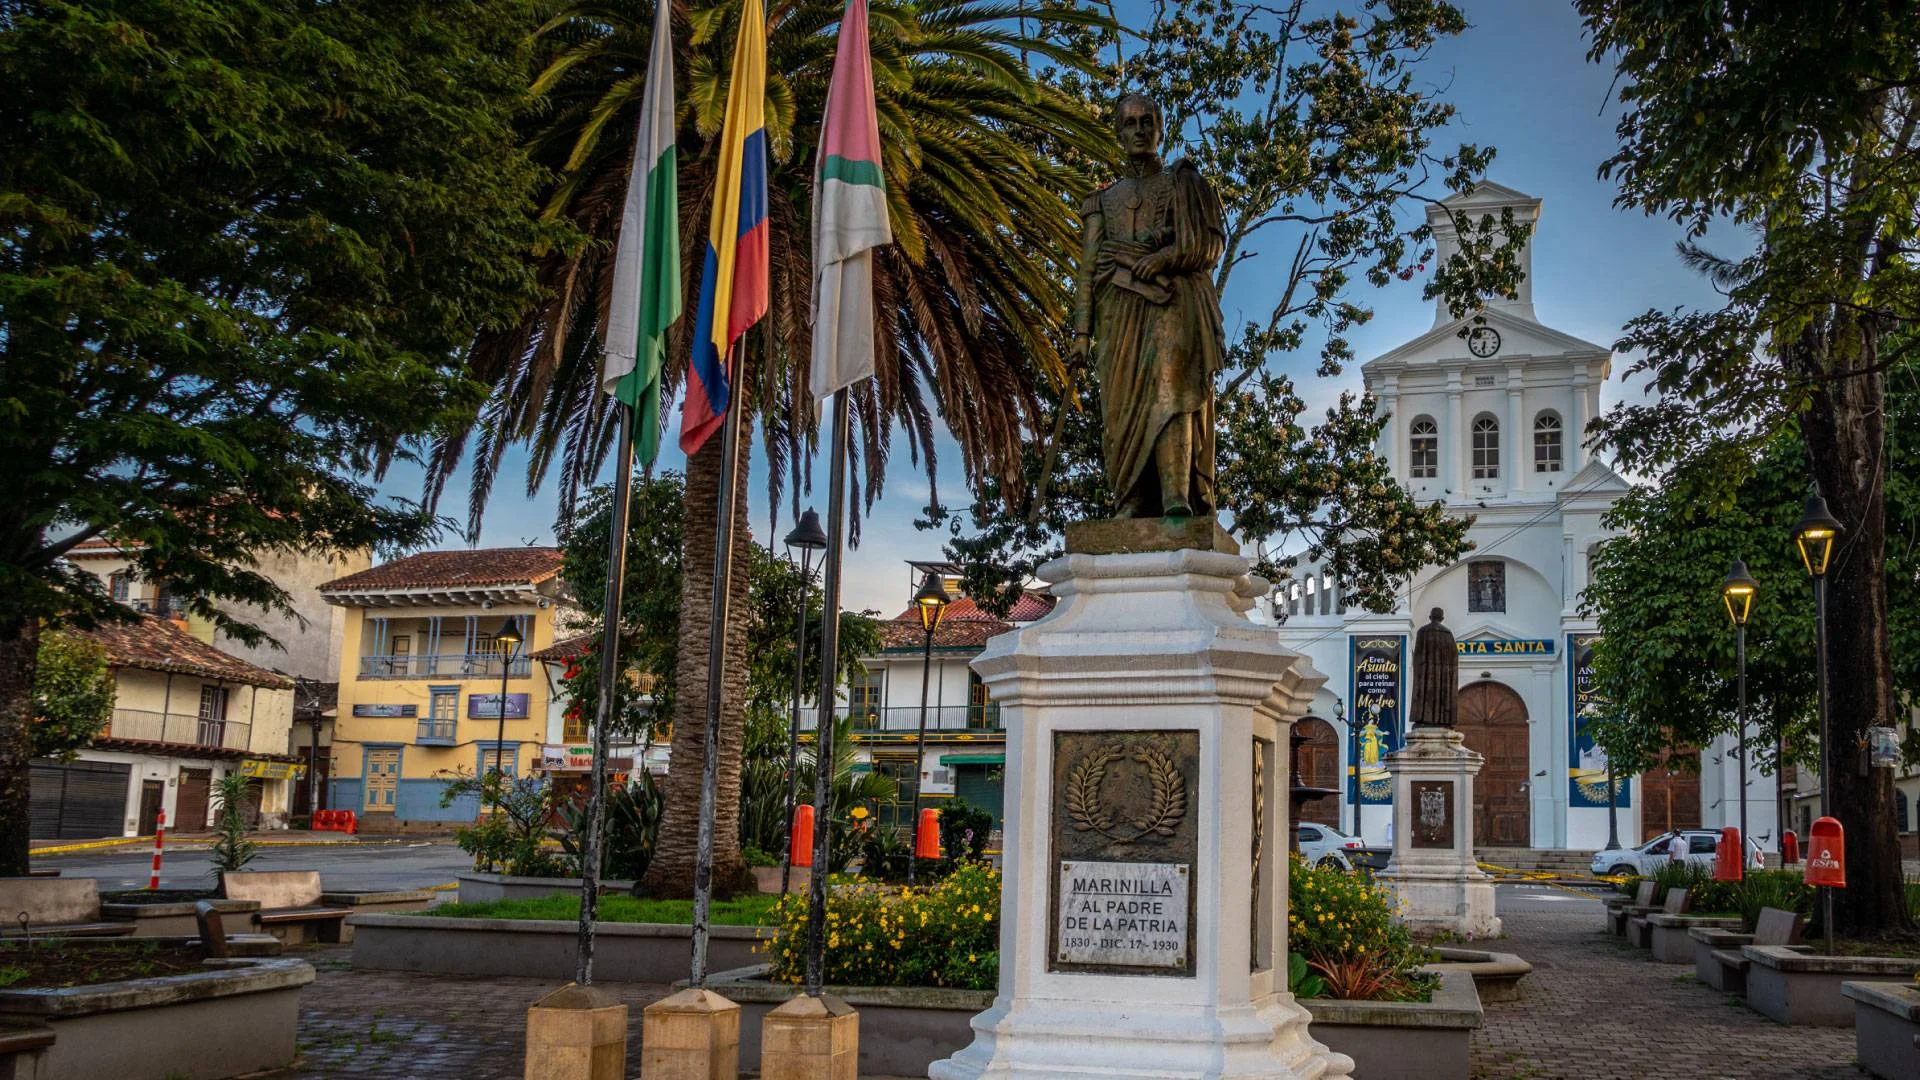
[[929, 548, 1352, 1080], [1378, 726, 1501, 939]]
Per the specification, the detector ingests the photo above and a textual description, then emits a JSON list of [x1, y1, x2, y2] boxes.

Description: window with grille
[[1408, 417, 1438, 478], [481, 747, 517, 778], [109, 571, 132, 603], [1534, 413, 1563, 473], [1471, 416, 1500, 479]]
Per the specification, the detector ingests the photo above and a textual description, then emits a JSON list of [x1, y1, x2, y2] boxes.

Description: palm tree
[[432, 0, 1112, 896]]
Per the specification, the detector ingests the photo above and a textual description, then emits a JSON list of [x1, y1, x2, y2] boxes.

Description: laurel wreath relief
[[1064, 744, 1188, 844]]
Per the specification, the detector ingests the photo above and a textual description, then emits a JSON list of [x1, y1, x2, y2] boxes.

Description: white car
[[1297, 823, 1369, 870], [1589, 829, 1763, 878]]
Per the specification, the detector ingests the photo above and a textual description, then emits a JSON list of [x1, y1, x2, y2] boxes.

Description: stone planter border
[[1743, 946, 1920, 1027], [1842, 981, 1920, 1080], [100, 898, 260, 938], [348, 913, 767, 984], [1647, 914, 1741, 965], [695, 966, 1482, 1080], [1689, 927, 1754, 991], [1424, 946, 1532, 1002], [0, 956, 312, 1080], [454, 873, 636, 904]]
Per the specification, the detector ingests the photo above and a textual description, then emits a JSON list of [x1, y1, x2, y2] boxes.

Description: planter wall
[[1647, 915, 1742, 965], [697, 966, 1483, 1080], [1424, 947, 1532, 1003], [1305, 970, 1483, 1080], [1842, 981, 1920, 1080], [349, 914, 765, 983], [454, 873, 636, 904], [100, 899, 259, 938], [1743, 946, 1920, 1027], [1689, 928, 1753, 992], [0, 957, 312, 1080], [704, 967, 991, 1078]]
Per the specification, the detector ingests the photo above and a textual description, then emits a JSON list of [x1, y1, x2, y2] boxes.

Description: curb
[[31, 835, 433, 857]]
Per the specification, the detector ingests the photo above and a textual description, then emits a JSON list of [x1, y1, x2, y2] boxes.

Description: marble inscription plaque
[[1055, 860, 1190, 969], [1412, 779, 1455, 849]]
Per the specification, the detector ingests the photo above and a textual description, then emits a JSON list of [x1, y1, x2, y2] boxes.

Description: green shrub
[[424, 893, 777, 925], [761, 861, 999, 990], [742, 845, 779, 868], [1648, 859, 1708, 905], [441, 772, 567, 878], [1731, 868, 1813, 932], [937, 800, 995, 866], [557, 773, 662, 881]]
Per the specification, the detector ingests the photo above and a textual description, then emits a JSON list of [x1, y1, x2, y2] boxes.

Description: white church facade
[[1275, 182, 1775, 854]]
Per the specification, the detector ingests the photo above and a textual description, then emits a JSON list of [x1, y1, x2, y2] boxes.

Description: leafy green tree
[[454, 0, 1110, 898], [1576, 0, 1920, 931], [30, 630, 115, 761], [0, 0, 554, 873], [927, 0, 1516, 605]]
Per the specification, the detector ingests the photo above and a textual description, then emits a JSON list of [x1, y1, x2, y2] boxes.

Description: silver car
[[1589, 829, 1763, 878], [1297, 823, 1367, 870]]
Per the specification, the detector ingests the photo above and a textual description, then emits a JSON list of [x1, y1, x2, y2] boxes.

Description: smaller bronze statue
[[1409, 608, 1458, 728]]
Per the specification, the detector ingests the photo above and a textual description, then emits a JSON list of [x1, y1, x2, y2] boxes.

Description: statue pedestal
[[1378, 727, 1500, 939], [930, 549, 1351, 1080]]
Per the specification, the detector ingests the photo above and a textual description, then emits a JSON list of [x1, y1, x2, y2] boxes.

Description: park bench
[[1708, 907, 1806, 995], [1608, 881, 1657, 936], [220, 871, 352, 944], [0, 878, 134, 938], [1629, 885, 1691, 949]]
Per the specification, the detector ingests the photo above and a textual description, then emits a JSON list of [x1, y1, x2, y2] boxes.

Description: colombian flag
[[681, 0, 769, 455]]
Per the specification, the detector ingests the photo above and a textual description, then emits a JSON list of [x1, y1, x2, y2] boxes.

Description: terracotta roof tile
[[884, 591, 1054, 626], [879, 618, 1011, 652], [531, 633, 595, 663], [81, 616, 295, 689], [320, 547, 564, 592]]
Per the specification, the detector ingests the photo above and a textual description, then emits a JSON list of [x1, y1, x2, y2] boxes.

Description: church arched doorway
[[1293, 717, 1340, 827], [1457, 681, 1530, 846]]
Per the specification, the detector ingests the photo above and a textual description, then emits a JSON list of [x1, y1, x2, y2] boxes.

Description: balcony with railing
[[416, 718, 458, 746], [357, 653, 532, 680], [802, 704, 1002, 735], [106, 708, 252, 753]]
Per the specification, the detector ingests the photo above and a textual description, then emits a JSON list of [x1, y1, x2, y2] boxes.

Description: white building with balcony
[[1274, 182, 1774, 854]]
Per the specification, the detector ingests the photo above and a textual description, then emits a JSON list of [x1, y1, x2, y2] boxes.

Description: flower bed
[[760, 862, 998, 990], [1289, 857, 1436, 1003]]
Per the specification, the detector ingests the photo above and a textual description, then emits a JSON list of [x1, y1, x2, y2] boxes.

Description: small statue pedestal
[[1378, 727, 1501, 939], [929, 546, 1350, 1080]]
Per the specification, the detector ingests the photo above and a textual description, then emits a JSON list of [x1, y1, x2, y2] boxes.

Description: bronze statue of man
[[1410, 608, 1459, 728], [1069, 94, 1226, 518]]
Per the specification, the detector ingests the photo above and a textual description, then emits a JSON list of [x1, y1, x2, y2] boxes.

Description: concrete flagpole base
[[639, 987, 740, 1080], [760, 994, 858, 1079], [929, 544, 1353, 1080], [523, 984, 627, 1080], [1379, 726, 1502, 939]]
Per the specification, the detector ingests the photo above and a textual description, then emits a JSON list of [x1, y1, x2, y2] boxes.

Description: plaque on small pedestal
[[1411, 781, 1455, 850]]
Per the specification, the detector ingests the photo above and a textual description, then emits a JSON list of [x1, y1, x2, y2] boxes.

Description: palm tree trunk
[[641, 412, 757, 898], [0, 616, 38, 876]]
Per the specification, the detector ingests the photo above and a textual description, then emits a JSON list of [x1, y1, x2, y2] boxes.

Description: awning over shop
[[941, 753, 1005, 765]]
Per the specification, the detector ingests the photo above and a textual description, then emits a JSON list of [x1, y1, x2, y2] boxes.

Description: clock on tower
[[1466, 325, 1502, 358]]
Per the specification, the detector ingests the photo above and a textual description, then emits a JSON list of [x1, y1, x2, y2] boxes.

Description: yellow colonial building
[[320, 548, 575, 824]]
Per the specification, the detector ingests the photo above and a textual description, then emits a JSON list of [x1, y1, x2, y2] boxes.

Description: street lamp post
[[488, 617, 524, 871], [781, 510, 828, 895], [1339, 699, 1359, 841], [1721, 559, 1758, 870], [1793, 493, 1842, 948], [907, 572, 951, 886]]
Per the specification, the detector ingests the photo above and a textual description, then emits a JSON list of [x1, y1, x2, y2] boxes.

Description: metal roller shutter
[[29, 759, 131, 840]]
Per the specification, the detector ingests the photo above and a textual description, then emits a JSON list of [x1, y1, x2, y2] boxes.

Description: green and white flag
[[603, 0, 682, 466]]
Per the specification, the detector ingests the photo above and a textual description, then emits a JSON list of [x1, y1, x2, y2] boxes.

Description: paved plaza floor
[[278, 891, 1864, 1079]]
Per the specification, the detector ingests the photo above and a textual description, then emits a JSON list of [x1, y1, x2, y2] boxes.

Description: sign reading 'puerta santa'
[[1050, 729, 1200, 977]]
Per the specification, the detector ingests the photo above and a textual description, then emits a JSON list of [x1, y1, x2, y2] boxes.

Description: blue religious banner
[[1348, 634, 1405, 805], [1568, 633, 1628, 808]]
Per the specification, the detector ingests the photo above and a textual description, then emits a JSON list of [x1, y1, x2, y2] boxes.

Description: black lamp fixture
[[1721, 559, 1759, 626], [914, 572, 953, 633], [906, 571, 953, 884], [1792, 491, 1843, 951], [784, 508, 829, 554], [1793, 494, 1843, 578], [494, 617, 524, 656]]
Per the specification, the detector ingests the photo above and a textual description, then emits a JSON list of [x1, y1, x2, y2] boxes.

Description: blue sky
[[386, 0, 1733, 617]]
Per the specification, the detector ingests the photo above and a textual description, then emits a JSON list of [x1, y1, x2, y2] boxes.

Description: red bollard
[[1781, 829, 1799, 864], [790, 805, 816, 868], [148, 808, 166, 890], [1713, 826, 1743, 881], [915, 808, 942, 860]]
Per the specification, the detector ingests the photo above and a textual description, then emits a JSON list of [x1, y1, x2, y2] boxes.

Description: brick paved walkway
[[279, 902, 1863, 1078], [1468, 905, 1858, 1080]]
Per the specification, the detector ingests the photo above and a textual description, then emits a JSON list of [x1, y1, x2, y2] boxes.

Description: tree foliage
[[0, 0, 556, 872], [1576, 0, 1920, 931], [926, 0, 1518, 608], [29, 630, 114, 761]]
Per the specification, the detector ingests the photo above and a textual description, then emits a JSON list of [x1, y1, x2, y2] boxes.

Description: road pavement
[[33, 839, 473, 892]]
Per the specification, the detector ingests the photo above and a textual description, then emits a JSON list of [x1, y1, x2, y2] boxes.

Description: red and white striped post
[[147, 808, 166, 891]]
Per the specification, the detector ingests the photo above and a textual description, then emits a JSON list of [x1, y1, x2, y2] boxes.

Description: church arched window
[[1898, 788, 1911, 833], [1408, 417, 1438, 478], [1471, 415, 1500, 479], [1534, 412, 1564, 473]]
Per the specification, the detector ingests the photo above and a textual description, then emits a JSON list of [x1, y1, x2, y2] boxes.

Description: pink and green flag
[[808, 0, 891, 401], [603, 0, 682, 467]]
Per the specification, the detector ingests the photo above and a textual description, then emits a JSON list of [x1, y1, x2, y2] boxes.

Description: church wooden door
[[1294, 717, 1340, 827], [1457, 682, 1530, 847]]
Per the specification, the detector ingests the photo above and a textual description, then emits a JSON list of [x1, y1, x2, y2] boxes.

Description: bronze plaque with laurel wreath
[[1049, 729, 1200, 976]]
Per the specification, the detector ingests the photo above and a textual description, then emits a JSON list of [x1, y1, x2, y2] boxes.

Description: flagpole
[[804, 389, 850, 996], [689, 348, 747, 988], [576, 401, 637, 984]]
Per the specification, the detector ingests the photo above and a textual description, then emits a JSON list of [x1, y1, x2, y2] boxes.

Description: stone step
[[1475, 847, 1598, 874]]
